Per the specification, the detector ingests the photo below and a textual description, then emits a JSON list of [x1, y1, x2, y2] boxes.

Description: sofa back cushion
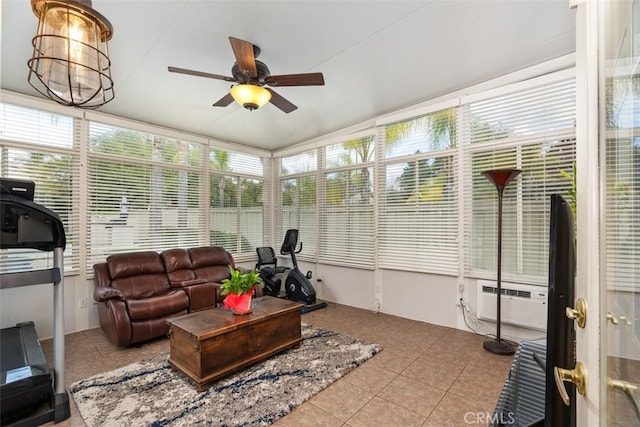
[[188, 246, 235, 283], [107, 251, 171, 299], [161, 248, 196, 286]]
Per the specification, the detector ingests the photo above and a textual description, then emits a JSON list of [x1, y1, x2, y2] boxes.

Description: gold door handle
[[565, 297, 587, 328], [608, 378, 638, 394], [554, 362, 587, 406], [608, 378, 640, 422], [606, 312, 632, 325]]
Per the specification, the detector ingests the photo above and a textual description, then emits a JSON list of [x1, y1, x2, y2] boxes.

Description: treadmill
[[0, 178, 71, 425]]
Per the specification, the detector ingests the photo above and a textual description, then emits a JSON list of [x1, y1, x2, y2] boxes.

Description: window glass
[[277, 149, 318, 256], [385, 108, 456, 159], [319, 167, 374, 267], [464, 78, 576, 283], [0, 103, 74, 148], [325, 136, 375, 167], [379, 155, 457, 274], [0, 103, 78, 274], [469, 80, 575, 144], [210, 148, 263, 175], [209, 147, 265, 255], [87, 122, 208, 272], [281, 151, 317, 175]]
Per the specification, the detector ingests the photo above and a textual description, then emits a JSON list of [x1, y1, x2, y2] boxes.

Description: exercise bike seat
[[255, 247, 288, 275]]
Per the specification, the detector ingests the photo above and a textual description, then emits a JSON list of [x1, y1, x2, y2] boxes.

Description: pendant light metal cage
[[27, 0, 114, 109]]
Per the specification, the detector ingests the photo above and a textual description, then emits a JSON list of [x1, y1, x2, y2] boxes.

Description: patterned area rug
[[69, 324, 381, 426]]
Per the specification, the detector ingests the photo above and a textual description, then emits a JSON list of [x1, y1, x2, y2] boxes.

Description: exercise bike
[[256, 229, 327, 314]]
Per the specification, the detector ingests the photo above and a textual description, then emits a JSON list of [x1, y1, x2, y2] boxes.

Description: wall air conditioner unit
[[477, 279, 547, 331]]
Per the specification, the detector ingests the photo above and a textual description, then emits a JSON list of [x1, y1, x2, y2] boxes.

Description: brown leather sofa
[[93, 246, 247, 347]]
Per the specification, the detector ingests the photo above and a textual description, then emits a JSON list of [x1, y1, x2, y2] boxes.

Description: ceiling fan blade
[[168, 66, 235, 82], [212, 93, 234, 107], [266, 88, 297, 113], [265, 72, 325, 87], [229, 37, 257, 78]]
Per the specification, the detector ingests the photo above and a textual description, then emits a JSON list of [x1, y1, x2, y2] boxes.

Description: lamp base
[[483, 339, 515, 355]]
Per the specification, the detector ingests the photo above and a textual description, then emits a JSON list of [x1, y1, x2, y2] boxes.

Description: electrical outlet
[[79, 297, 87, 308], [458, 283, 464, 293]]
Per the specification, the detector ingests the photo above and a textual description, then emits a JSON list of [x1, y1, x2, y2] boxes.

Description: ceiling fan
[[168, 37, 325, 113]]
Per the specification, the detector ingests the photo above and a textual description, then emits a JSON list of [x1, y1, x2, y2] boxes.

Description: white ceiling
[[1, 0, 576, 152]]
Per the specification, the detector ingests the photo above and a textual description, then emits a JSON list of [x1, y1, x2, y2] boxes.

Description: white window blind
[[378, 108, 458, 274], [277, 151, 318, 260], [281, 151, 317, 175], [384, 109, 456, 157], [209, 148, 265, 258], [0, 103, 80, 275], [604, 75, 640, 291], [318, 138, 375, 268], [462, 77, 576, 283], [87, 122, 208, 274]]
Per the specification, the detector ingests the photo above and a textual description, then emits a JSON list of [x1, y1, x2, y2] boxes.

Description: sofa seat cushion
[[126, 290, 188, 321]]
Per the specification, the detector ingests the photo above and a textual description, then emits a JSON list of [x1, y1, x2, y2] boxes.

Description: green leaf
[[220, 266, 264, 296]]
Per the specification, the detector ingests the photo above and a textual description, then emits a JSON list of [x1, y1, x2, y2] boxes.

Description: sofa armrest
[[210, 282, 225, 305], [183, 282, 218, 312], [94, 286, 125, 302], [173, 278, 208, 289]]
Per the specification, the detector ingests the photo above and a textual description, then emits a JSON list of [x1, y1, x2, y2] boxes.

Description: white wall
[[381, 269, 458, 327], [0, 275, 95, 340], [316, 264, 376, 311]]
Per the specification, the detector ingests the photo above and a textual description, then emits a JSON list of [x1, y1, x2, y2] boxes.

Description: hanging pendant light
[[27, 0, 114, 108], [230, 84, 272, 111]]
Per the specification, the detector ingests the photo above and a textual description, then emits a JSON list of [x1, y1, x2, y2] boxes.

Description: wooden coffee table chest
[[166, 296, 303, 391]]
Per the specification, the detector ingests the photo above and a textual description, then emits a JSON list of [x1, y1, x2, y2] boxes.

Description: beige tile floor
[[40, 302, 514, 427]]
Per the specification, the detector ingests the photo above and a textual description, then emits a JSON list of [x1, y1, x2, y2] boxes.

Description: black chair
[[255, 246, 289, 297]]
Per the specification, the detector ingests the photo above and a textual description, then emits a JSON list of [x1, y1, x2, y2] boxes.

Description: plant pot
[[223, 291, 253, 315]]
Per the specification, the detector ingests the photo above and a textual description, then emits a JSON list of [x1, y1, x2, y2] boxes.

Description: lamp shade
[[482, 169, 522, 190], [27, 0, 114, 108], [230, 84, 272, 111]]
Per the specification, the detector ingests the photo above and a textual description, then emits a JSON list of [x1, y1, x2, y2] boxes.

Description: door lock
[[566, 297, 587, 328], [554, 362, 587, 406]]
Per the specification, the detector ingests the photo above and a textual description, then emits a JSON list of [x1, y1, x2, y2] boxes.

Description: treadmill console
[[0, 178, 65, 251]]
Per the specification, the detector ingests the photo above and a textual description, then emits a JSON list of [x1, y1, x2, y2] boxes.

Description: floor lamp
[[482, 168, 521, 356]]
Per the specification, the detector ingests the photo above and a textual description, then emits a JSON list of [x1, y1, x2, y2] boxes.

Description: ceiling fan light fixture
[[230, 84, 271, 111], [27, 0, 114, 109]]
